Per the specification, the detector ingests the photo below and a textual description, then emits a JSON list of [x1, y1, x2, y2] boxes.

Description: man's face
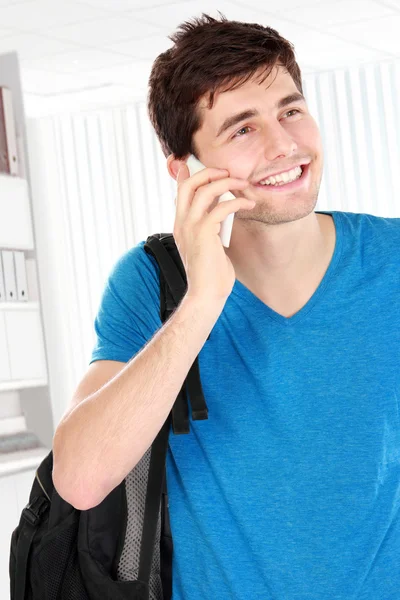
[[192, 64, 324, 226]]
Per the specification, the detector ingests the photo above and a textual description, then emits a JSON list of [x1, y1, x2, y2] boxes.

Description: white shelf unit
[[0, 417, 48, 476], [0, 380, 48, 393], [0, 51, 53, 599], [0, 302, 39, 310], [0, 51, 53, 464], [0, 174, 34, 250], [0, 446, 48, 477], [0, 294, 47, 385]]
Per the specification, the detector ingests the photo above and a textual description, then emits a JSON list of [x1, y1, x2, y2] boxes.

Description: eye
[[233, 125, 251, 138], [232, 109, 301, 140], [284, 109, 301, 118]]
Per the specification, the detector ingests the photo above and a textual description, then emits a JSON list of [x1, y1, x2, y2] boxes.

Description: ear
[[167, 154, 189, 181]]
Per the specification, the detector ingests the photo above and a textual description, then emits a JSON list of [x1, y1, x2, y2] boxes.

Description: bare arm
[[52, 294, 225, 510]]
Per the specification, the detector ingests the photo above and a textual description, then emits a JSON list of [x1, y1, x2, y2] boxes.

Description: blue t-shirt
[[90, 210, 400, 600]]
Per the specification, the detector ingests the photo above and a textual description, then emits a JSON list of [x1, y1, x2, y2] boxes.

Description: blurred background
[[1, 0, 400, 596]]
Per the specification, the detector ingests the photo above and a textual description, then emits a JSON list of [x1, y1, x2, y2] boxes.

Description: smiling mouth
[[253, 163, 310, 190]]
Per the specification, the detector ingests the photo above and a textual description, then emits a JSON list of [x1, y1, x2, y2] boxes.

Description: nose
[[262, 122, 297, 162]]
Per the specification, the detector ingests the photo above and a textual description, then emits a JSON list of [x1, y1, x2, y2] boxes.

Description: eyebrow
[[215, 92, 306, 139]]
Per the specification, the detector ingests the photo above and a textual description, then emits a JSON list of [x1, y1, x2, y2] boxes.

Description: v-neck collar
[[231, 211, 344, 326]]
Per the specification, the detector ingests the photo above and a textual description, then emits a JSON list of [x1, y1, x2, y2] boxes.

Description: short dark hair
[[147, 12, 303, 160]]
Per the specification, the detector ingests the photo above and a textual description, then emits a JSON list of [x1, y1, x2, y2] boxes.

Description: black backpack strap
[[139, 233, 211, 593], [172, 384, 190, 435], [144, 234, 209, 434], [13, 495, 49, 600], [185, 358, 208, 420]]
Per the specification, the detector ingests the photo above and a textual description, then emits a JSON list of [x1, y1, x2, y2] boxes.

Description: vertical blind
[[26, 59, 400, 428]]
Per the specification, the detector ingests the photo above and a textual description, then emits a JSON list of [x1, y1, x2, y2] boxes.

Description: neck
[[225, 211, 333, 290]]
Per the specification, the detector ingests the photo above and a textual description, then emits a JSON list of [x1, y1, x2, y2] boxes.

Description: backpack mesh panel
[[117, 447, 163, 600], [36, 517, 89, 600], [62, 543, 91, 599]]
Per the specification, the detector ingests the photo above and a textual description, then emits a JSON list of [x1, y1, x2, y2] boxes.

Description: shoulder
[[108, 241, 160, 288], [98, 240, 163, 332], [338, 210, 400, 236], [90, 240, 164, 363], [337, 211, 400, 273]]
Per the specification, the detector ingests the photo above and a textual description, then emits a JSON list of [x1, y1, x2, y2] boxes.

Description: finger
[[206, 196, 255, 229], [188, 178, 249, 222], [175, 166, 229, 223]]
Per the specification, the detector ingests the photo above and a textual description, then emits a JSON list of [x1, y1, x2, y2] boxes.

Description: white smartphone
[[185, 154, 234, 248]]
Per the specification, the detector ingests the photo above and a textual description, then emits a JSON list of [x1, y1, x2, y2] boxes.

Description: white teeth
[[259, 166, 303, 186]]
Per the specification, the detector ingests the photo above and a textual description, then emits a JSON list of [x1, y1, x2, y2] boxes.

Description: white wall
[[26, 59, 400, 430]]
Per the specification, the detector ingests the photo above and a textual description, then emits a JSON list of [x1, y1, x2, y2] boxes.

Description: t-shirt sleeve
[[90, 241, 162, 365]]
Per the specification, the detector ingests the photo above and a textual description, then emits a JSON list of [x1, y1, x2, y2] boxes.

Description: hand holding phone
[[173, 155, 254, 302], [186, 155, 235, 248]]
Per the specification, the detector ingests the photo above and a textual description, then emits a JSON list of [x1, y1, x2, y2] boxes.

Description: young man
[[52, 13, 400, 600]]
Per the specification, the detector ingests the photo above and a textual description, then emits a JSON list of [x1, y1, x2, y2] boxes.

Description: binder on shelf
[[1, 249, 17, 301], [25, 257, 39, 301], [0, 254, 5, 301], [14, 250, 28, 301], [0, 86, 18, 176]]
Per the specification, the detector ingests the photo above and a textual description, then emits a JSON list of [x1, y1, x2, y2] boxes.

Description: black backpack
[[9, 233, 210, 600]]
